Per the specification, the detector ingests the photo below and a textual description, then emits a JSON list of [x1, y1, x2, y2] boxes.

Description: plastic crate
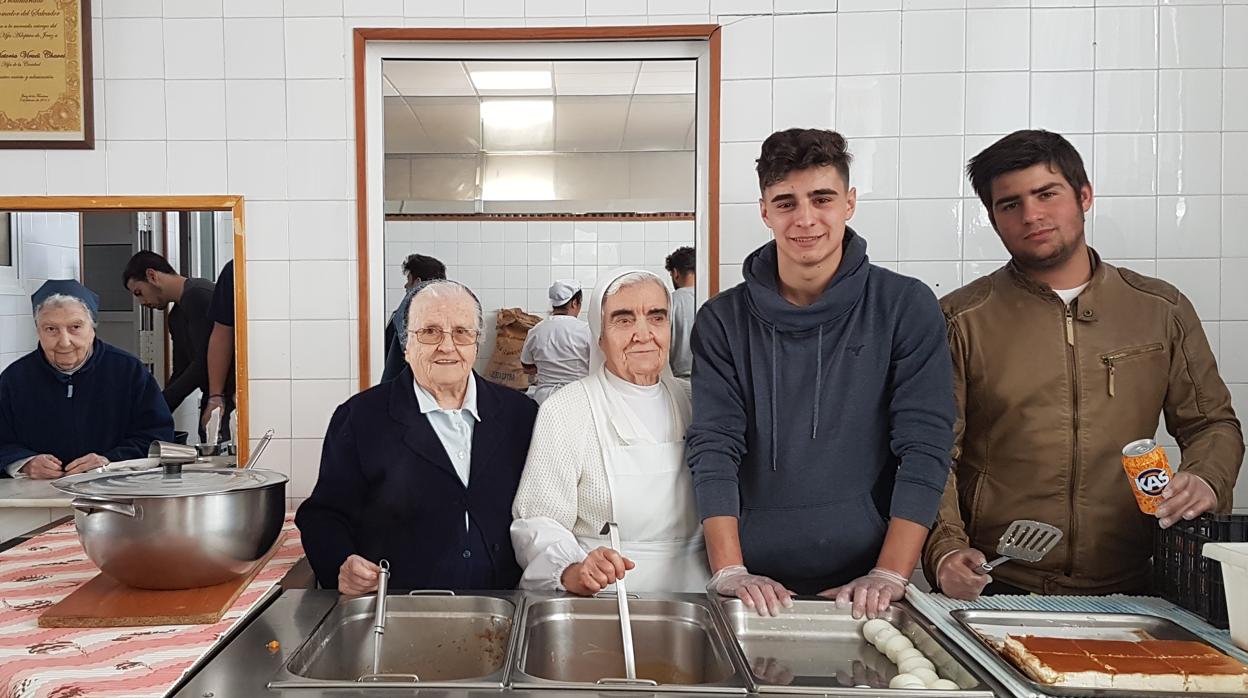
[[1153, 514, 1248, 629]]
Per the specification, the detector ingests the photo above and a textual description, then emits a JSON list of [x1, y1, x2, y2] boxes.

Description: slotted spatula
[[978, 520, 1063, 573]]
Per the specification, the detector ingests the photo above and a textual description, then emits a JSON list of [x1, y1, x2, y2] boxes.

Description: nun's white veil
[[585, 267, 677, 379]]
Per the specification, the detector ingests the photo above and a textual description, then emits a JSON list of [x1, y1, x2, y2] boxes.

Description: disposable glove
[[707, 564, 795, 617]]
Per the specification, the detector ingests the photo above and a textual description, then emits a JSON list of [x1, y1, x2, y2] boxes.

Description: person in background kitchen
[[199, 260, 236, 443], [923, 130, 1243, 600], [519, 279, 591, 405], [687, 128, 956, 618], [512, 267, 709, 594], [122, 251, 220, 443], [297, 280, 539, 594], [665, 246, 696, 379], [0, 280, 175, 479], [381, 253, 447, 383]]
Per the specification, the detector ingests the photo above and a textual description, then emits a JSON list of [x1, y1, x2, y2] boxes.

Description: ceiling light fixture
[[469, 70, 551, 91]]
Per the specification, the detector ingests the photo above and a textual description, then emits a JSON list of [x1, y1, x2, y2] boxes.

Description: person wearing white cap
[[519, 279, 591, 405], [510, 268, 709, 594]]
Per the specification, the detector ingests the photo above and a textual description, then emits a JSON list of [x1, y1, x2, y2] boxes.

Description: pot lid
[[54, 467, 287, 498]]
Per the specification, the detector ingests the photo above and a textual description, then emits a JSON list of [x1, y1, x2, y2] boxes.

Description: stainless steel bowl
[[56, 467, 287, 590]]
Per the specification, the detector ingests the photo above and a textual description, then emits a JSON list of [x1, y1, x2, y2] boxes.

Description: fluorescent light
[[469, 70, 551, 91], [480, 99, 553, 128]]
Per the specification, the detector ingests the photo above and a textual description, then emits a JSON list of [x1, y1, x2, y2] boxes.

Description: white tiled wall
[[383, 218, 694, 373], [0, 214, 81, 372], [2, 0, 1246, 512]]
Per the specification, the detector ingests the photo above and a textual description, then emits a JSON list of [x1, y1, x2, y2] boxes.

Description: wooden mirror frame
[[0, 195, 251, 464], [352, 25, 723, 390]]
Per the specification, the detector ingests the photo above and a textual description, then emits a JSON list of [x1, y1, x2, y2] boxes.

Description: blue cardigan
[[0, 340, 175, 474], [296, 369, 538, 591]]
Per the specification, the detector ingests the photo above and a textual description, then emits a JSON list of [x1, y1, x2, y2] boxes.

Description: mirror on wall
[[380, 58, 699, 388], [0, 208, 239, 449]]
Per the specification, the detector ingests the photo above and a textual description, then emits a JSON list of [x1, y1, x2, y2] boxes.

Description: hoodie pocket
[[740, 496, 888, 582]]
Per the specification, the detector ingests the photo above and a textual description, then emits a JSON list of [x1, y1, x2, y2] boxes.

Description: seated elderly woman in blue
[[297, 280, 539, 594], [0, 280, 174, 478]]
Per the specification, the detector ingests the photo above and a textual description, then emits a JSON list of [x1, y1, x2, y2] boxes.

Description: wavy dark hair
[[967, 130, 1090, 226], [756, 128, 852, 193]]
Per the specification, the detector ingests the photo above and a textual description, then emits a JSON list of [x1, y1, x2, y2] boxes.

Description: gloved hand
[[707, 564, 794, 617], [818, 567, 908, 619], [935, 548, 992, 601]]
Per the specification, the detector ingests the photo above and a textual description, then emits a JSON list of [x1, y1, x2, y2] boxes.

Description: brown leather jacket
[[922, 251, 1243, 595]]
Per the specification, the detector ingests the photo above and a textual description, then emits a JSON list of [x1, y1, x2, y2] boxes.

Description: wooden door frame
[[0, 196, 251, 464], [352, 25, 722, 390]]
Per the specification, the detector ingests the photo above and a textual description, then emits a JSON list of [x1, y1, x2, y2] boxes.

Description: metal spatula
[[979, 520, 1063, 573], [600, 521, 637, 681]]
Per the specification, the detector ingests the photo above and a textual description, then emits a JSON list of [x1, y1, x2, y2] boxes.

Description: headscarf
[[586, 267, 676, 379], [32, 279, 99, 321]]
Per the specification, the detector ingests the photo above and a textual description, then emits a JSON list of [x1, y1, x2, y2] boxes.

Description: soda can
[[1122, 438, 1174, 514]]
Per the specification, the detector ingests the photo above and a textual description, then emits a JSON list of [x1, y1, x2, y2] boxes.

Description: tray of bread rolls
[[709, 596, 1001, 695], [950, 610, 1248, 697]]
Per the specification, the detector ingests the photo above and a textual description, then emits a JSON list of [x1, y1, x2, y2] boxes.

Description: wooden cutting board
[[38, 532, 285, 628]]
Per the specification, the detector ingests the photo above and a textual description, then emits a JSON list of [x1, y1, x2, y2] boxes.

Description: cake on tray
[[1001, 635, 1248, 693]]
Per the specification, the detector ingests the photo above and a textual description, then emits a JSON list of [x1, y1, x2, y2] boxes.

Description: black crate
[[1152, 514, 1248, 629]]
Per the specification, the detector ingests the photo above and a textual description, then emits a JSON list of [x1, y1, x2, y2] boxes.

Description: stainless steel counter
[[172, 589, 1006, 698]]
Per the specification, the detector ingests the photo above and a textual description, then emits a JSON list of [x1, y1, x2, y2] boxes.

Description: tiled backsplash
[[0, 1, 1244, 513]]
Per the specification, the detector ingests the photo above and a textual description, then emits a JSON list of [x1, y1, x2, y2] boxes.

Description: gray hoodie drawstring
[[812, 325, 823, 439], [771, 326, 778, 471]]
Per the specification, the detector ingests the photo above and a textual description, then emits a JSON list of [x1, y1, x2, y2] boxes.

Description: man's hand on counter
[[20, 454, 63, 479]]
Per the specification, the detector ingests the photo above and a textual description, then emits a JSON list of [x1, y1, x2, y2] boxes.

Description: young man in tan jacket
[[923, 130, 1243, 599]]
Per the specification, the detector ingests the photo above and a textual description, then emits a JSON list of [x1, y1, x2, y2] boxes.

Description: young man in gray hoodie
[[688, 129, 955, 618]]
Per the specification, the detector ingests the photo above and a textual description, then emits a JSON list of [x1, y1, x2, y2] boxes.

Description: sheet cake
[[1001, 635, 1248, 693]]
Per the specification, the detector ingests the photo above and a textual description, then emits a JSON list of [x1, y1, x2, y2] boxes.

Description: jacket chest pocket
[[1099, 343, 1164, 397]]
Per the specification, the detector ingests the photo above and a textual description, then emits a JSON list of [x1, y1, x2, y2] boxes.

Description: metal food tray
[[950, 609, 1248, 698], [710, 595, 997, 696]]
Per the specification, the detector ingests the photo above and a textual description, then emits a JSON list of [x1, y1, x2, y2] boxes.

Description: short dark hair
[[664, 246, 695, 276], [402, 253, 446, 282], [553, 289, 583, 311], [756, 128, 852, 193], [122, 250, 176, 287], [967, 130, 1090, 223]]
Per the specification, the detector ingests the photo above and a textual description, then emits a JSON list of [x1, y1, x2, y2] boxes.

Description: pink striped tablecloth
[[0, 514, 304, 698]]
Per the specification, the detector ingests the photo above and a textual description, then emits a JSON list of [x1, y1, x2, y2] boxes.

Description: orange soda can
[[1122, 438, 1174, 514]]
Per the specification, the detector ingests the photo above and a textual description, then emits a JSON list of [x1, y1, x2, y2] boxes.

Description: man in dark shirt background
[[123, 251, 225, 443], [200, 260, 236, 444]]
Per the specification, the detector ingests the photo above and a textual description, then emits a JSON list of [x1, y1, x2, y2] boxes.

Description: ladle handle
[[244, 428, 276, 469], [371, 559, 390, 675]]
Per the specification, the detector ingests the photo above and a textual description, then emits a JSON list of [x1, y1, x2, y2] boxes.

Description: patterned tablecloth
[[0, 514, 304, 698]]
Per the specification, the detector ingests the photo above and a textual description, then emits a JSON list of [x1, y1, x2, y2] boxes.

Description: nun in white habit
[[510, 268, 709, 594]]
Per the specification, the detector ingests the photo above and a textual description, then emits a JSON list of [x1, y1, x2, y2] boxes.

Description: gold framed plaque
[[0, 0, 93, 148]]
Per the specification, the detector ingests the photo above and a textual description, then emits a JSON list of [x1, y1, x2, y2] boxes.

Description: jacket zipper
[[1064, 304, 1079, 577], [1100, 344, 1165, 397]]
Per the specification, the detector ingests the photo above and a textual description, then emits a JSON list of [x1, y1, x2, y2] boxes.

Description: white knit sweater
[[510, 376, 691, 588]]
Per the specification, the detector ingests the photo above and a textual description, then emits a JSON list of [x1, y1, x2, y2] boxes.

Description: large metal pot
[[54, 466, 287, 590]]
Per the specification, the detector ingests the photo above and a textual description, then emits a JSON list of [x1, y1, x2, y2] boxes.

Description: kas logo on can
[[1135, 468, 1171, 496]]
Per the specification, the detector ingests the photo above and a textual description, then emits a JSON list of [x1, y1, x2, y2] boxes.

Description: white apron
[[575, 368, 709, 593]]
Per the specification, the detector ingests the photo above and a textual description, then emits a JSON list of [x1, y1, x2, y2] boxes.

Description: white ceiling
[[382, 59, 696, 155]]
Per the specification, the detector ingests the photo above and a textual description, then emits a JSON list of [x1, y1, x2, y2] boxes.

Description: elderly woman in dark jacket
[[297, 280, 538, 593], [0, 280, 174, 478]]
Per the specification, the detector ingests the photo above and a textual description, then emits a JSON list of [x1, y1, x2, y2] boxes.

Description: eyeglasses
[[408, 327, 480, 346]]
